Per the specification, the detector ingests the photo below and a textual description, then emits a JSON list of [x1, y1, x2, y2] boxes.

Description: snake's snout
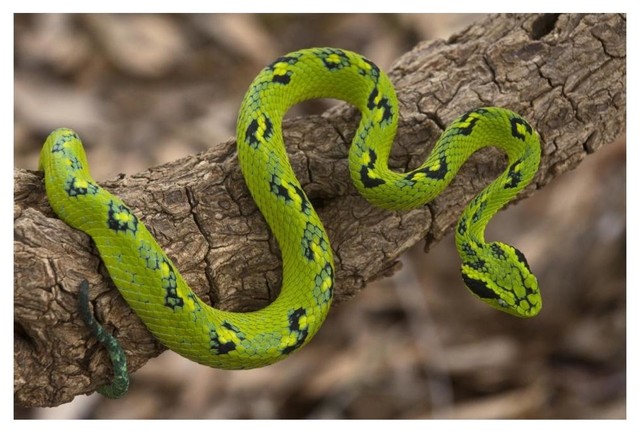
[[460, 242, 541, 318]]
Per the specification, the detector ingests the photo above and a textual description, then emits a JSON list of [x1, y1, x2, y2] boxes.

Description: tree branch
[[14, 13, 625, 407]]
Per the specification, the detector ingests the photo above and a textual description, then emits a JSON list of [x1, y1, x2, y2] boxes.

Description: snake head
[[460, 241, 541, 318]]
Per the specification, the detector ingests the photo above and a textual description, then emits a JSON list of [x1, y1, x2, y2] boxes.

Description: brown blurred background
[[14, 14, 626, 419]]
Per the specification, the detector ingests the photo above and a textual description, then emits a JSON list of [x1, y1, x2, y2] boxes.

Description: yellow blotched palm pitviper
[[39, 47, 542, 398]]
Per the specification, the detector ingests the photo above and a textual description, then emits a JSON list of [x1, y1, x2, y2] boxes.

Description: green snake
[[39, 47, 542, 398]]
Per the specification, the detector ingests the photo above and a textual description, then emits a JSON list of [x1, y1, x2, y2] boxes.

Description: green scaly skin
[[78, 280, 129, 398], [39, 47, 542, 398]]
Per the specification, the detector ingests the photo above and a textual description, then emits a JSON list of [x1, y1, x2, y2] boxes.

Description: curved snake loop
[[39, 47, 542, 398]]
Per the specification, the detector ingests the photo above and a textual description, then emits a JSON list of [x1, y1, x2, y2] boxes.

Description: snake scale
[[39, 47, 542, 398]]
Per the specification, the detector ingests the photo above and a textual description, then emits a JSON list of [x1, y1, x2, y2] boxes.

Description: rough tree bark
[[14, 13, 625, 407]]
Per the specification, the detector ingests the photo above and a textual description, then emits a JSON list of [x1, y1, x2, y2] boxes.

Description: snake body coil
[[40, 48, 542, 397]]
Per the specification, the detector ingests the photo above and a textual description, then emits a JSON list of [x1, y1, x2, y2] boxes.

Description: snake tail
[[40, 47, 542, 398], [78, 280, 129, 398]]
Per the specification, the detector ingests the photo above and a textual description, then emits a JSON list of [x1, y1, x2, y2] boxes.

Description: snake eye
[[461, 271, 500, 300], [512, 247, 532, 273]]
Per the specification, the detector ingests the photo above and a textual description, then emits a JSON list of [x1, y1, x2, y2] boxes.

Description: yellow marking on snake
[[39, 47, 542, 398]]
